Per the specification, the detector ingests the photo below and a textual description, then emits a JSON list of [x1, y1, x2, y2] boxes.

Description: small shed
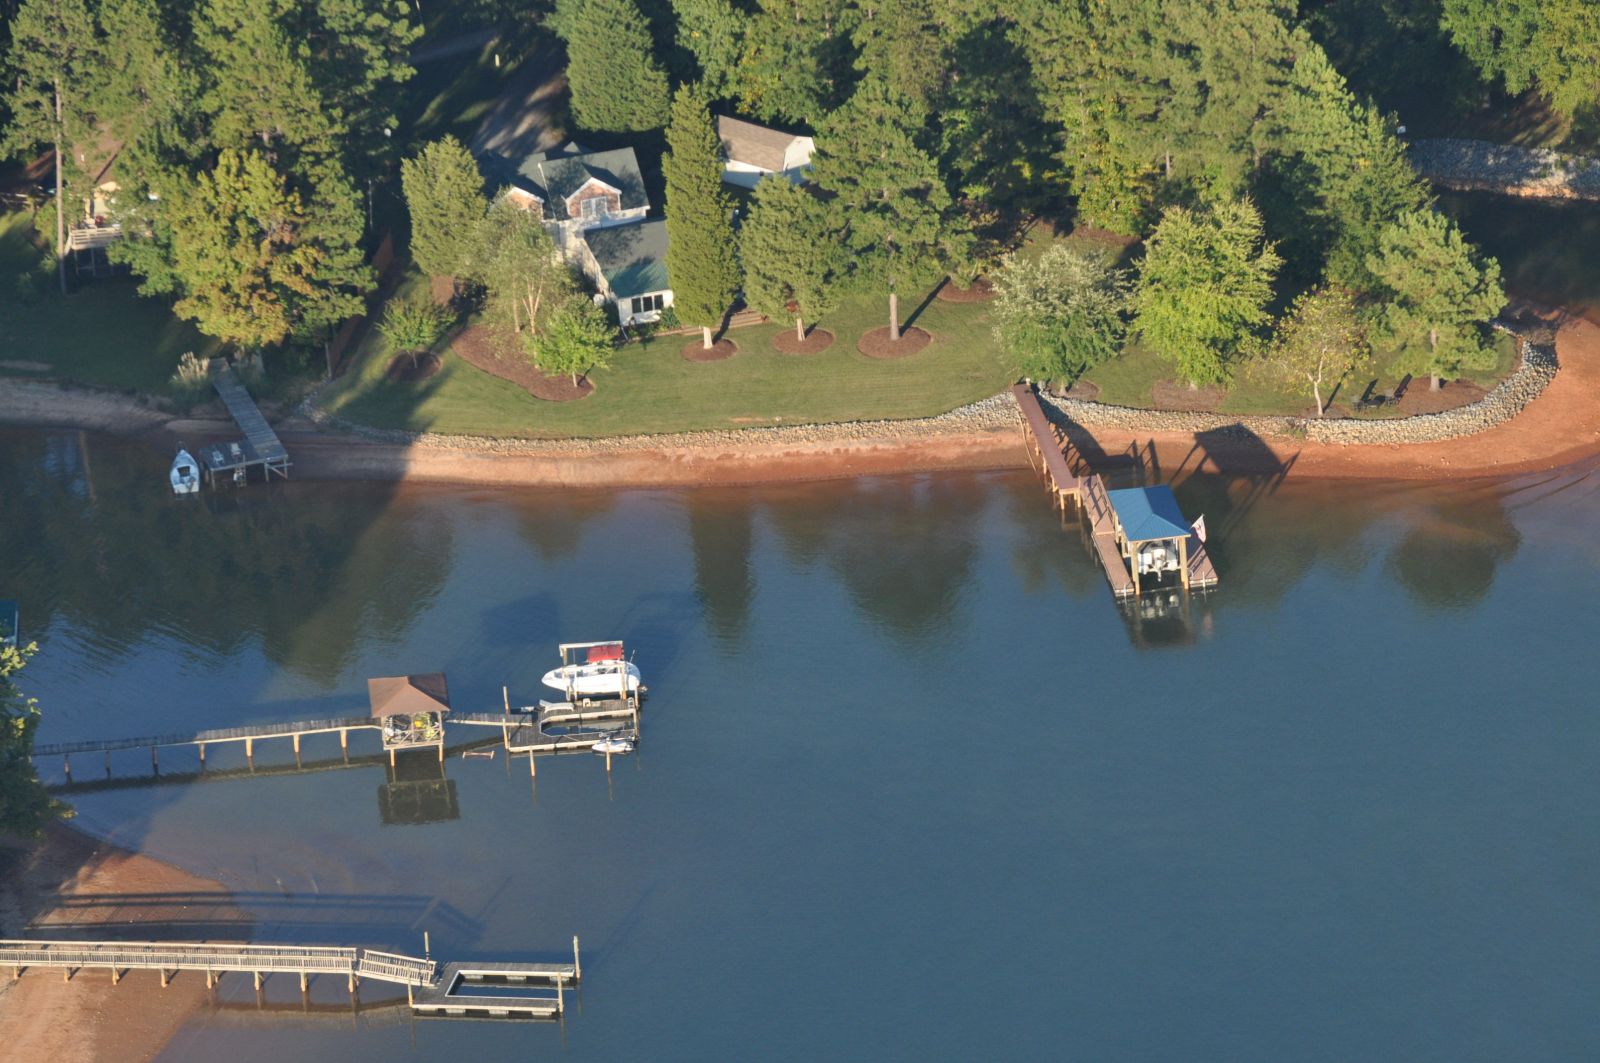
[[716, 116, 815, 188], [1107, 486, 1197, 594], [369, 673, 450, 763]]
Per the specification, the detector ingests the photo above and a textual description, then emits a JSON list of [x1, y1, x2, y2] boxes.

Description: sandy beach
[[3, 308, 1599, 489], [0, 825, 245, 1063]]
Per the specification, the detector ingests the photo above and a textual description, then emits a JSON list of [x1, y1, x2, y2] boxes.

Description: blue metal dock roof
[[0, 600, 17, 648], [1107, 486, 1193, 543]]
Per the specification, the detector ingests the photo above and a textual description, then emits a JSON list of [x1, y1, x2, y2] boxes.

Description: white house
[[717, 116, 815, 189], [485, 142, 671, 325]]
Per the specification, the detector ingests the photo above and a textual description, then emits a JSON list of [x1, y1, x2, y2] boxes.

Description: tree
[[671, 0, 749, 99], [552, 0, 671, 132], [0, 642, 62, 839], [537, 296, 615, 384], [165, 149, 371, 349], [737, 0, 857, 124], [810, 77, 972, 340], [992, 244, 1130, 384], [2, 0, 100, 294], [401, 137, 487, 279], [474, 197, 573, 338], [1133, 197, 1281, 387], [1365, 210, 1505, 389], [664, 83, 741, 348], [1251, 286, 1368, 415], [1441, 0, 1600, 118], [739, 178, 844, 340], [1275, 47, 1431, 291], [378, 296, 450, 368]]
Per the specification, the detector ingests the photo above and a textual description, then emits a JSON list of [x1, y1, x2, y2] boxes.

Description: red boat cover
[[586, 643, 624, 663]]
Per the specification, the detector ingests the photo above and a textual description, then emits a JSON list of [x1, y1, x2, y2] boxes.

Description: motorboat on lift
[[591, 735, 635, 756], [170, 448, 201, 495], [541, 640, 642, 698]]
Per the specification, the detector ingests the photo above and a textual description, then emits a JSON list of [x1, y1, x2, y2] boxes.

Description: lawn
[[318, 273, 1014, 438], [0, 211, 220, 394]]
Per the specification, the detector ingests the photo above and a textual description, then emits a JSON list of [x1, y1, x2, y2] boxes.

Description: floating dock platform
[[200, 364, 290, 486]]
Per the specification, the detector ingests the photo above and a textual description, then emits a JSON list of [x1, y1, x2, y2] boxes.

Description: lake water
[[3, 429, 1599, 1061]]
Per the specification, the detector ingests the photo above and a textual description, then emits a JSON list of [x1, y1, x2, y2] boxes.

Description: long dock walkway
[[203, 364, 290, 484], [1012, 383, 1218, 598], [33, 716, 379, 777], [0, 938, 579, 1019]]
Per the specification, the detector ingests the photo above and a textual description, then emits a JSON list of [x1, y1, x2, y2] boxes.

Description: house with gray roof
[[717, 116, 815, 188], [483, 141, 672, 327], [577, 220, 672, 328]]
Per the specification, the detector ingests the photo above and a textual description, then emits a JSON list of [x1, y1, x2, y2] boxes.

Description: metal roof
[[367, 674, 452, 718], [1107, 486, 1193, 543], [583, 219, 670, 297]]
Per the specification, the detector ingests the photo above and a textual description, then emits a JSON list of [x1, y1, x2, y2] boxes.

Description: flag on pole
[[1191, 514, 1207, 543]]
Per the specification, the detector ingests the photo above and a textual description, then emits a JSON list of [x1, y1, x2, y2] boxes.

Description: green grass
[[0, 211, 220, 394], [319, 274, 1014, 438]]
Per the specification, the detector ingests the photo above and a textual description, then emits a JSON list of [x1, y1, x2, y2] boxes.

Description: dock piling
[[573, 936, 581, 983]]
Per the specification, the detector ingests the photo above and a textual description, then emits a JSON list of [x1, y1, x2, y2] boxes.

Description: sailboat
[[170, 448, 201, 495]]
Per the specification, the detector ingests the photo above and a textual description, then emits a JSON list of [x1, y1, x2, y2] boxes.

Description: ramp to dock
[[205, 364, 290, 481]]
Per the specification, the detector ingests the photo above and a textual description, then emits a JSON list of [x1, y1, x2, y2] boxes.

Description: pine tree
[[739, 178, 844, 340], [671, 0, 749, 99], [552, 0, 672, 132], [810, 77, 971, 340], [2, 0, 101, 293], [1365, 210, 1505, 388], [401, 137, 487, 279], [663, 83, 740, 348], [1133, 197, 1281, 387]]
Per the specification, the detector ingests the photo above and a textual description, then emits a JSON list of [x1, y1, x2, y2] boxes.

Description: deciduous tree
[[474, 197, 573, 338], [1251, 286, 1367, 415], [739, 177, 844, 340], [663, 83, 740, 349], [378, 295, 450, 368], [992, 244, 1130, 385], [537, 295, 615, 384], [671, 0, 749, 99], [737, 0, 856, 125], [165, 149, 371, 349], [0, 642, 62, 839], [552, 0, 671, 132], [1365, 210, 1505, 388], [1441, 0, 1600, 118], [401, 137, 487, 279], [1133, 197, 1281, 387]]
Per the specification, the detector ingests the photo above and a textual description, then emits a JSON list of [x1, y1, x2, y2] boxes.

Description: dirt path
[[6, 309, 1600, 488], [0, 825, 245, 1063]]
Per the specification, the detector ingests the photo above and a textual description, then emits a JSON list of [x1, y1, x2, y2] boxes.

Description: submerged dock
[[1013, 383, 1218, 598]]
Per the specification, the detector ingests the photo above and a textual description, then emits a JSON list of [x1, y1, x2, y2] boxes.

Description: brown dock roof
[[367, 674, 451, 718]]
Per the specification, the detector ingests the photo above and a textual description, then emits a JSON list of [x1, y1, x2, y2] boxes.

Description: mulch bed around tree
[[681, 338, 739, 362], [1150, 380, 1226, 412], [1060, 379, 1100, 401], [771, 328, 835, 355], [451, 324, 594, 401], [857, 326, 932, 359], [385, 352, 443, 383], [1389, 379, 1489, 416], [936, 277, 996, 303]]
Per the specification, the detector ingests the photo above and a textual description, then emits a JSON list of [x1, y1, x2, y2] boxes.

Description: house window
[[629, 294, 664, 315], [580, 196, 611, 221]]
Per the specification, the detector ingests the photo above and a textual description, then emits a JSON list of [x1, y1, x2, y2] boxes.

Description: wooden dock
[[0, 938, 579, 1020], [201, 364, 290, 485], [1012, 383, 1218, 598], [32, 716, 380, 778]]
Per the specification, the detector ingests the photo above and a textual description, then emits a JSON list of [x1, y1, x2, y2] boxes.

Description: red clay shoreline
[[5, 311, 1600, 489]]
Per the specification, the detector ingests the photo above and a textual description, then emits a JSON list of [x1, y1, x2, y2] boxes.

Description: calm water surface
[[2, 429, 1598, 1061]]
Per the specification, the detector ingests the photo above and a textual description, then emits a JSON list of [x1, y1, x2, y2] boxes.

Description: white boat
[[591, 735, 635, 756], [170, 448, 201, 495], [541, 659, 641, 697]]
